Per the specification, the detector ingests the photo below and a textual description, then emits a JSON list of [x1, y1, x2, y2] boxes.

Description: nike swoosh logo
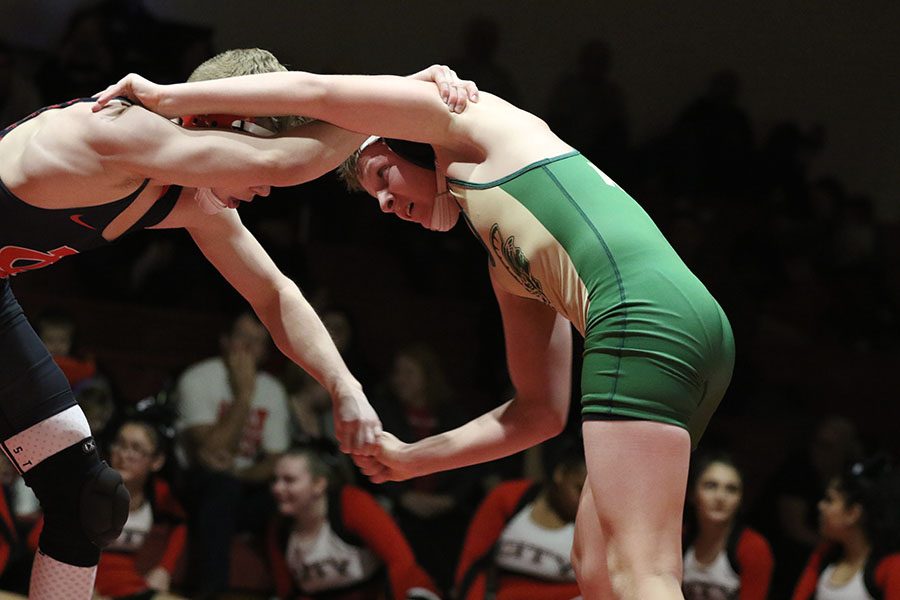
[[69, 214, 96, 230]]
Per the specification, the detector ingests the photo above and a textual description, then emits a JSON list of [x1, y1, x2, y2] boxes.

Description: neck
[[693, 518, 733, 557], [126, 482, 146, 511], [293, 496, 328, 534], [531, 491, 567, 528], [841, 529, 871, 565]]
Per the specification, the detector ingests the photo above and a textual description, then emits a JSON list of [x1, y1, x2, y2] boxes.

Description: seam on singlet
[[447, 151, 580, 189], [542, 165, 628, 407]]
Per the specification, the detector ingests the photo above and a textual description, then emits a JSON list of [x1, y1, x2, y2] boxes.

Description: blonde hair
[[336, 150, 365, 192], [188, 48, 310, 132]]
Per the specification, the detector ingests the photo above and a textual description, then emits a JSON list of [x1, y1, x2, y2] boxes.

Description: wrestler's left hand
[[92, 73, 165, 114], [409, 64, 479, 114], [353, 431, 419, 483]]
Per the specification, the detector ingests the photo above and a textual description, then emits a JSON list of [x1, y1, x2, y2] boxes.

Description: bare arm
[[361, 275, 572, 482], [187, 208, 381, 453], [96, 71, 474, 151], [93, 104, 365, 188]]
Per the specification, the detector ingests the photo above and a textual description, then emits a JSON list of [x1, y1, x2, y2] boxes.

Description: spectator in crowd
[[267, 444, 440, 600], [791, 455, 900, 599], [447, 15, 520, 104], [0, 40, 42, 127], [34, 307, 97, 388], [372, 344, 483, 592], [546, 39, 630, 181], [34, 6, 115, 104], [174, 311, 291, 599], [682, 452, 773, 600], [0, 459, 29, 598], [94, 418, 187, 600], [753, 415, 863, 597], [454, 437, 585, 600], [75, 376, 117, 447]]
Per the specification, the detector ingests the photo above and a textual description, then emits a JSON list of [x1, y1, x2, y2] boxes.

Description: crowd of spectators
[[1, 3, 899, 598]]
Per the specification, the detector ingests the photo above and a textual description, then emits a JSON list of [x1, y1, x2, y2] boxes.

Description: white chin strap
[[195, 187, 228, 215], [427, 159, 460, 232]]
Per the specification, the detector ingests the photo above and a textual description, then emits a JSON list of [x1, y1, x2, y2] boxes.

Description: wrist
[[325, 374, 362, 398]]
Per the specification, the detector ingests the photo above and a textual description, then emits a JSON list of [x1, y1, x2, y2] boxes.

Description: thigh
[[581, 419, 689, 573], [0, 285, 76, 439]]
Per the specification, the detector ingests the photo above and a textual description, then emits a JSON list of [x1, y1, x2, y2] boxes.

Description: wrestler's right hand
[[331, 379, 382, 457], [92, 73, 165, 114]]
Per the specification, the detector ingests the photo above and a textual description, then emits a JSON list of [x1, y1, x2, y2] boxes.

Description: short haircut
[[187, 48, 309, 133]]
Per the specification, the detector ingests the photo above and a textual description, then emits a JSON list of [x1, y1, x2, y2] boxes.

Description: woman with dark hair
[[792, 456, 900, 599], [682, 453, 773, 600], [454, 437, 585, 600], [267, 444, 439, 600]]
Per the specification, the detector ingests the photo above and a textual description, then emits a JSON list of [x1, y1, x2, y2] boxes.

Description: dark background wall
[[2, 0, 897, 219]]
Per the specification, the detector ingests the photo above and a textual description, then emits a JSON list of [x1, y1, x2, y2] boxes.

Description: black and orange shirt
[[0, 98, 181, 278]]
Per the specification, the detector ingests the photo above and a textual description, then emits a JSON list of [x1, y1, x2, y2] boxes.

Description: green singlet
[[448, 152, 734, 446]]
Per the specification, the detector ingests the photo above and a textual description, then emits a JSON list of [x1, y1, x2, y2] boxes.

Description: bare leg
[[582, 420, 690, 600], [572, 483, 615, 599]]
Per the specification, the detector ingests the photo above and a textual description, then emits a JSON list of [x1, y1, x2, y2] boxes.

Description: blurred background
[[1, 0, 898, 596]]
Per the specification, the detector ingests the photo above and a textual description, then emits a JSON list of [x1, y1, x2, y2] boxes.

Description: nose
[[377, 191, 395, 214], [252, 185, 271, 198]]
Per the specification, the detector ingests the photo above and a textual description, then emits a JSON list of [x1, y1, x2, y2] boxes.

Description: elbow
[[257, 149, 304, 187], [531, 401, 568, 441]]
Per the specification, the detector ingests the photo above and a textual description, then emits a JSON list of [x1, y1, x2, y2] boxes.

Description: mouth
[[226, 197, 241, 209], [405, 202, 414, 219]]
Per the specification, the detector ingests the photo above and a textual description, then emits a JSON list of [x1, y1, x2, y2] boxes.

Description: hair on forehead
[[336, 138, 436, 193]]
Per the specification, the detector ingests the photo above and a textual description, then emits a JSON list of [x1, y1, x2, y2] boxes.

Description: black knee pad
[[24, 438, 130, 567]]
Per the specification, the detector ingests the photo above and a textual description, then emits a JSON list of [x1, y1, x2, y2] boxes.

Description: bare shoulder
[[449, 93, 573, 179]]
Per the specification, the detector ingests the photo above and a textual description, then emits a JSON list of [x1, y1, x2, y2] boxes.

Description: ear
[[845, 502, 864, 527], [150, 453, 166, 474], [313, 475, 328, 496]]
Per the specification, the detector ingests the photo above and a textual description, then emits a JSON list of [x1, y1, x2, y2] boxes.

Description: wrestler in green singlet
[[448, 151, 735, 446]]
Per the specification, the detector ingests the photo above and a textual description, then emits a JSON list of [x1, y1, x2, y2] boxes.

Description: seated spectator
[[74, 375, 117, 446], [752, 414, 863, 597], [0, 40, 42, 126], [682, 452, 773, 600], [34, 307, 96, 388], [792, 455, 900, 599], [267, 445, 440, 600], [174, 311, 291, 599], [96, 419, 187, 600], [0, 460, 29, 597], [372, 343, 484, 592], [454, 437, 585, 600]]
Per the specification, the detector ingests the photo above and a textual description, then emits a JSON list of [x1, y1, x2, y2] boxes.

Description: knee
[[25, 439, 130, 566]]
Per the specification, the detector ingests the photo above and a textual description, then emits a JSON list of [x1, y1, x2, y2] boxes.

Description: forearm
[[157, 71, 456, 146], [199, 395, 253, 451], [403, 397, 564, 477], [254, 278, 359, 398]]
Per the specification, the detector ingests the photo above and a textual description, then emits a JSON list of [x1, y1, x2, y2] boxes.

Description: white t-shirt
[[175, 357, 290, 470], [106, 501, 153, 553], [816, 565, 875, 600], [494, 502, 576, 582], [285, 522, 381, 594], [682, 545, 741, 600]]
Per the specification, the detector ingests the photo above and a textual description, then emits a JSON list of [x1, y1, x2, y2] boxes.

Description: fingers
[[92, 75, 130, 112], [351, 454, 393, 484], [353, 420, 383, 457]]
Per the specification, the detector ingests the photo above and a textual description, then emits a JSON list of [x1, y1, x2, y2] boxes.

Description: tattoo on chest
[[490, 223, 551, 305]]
